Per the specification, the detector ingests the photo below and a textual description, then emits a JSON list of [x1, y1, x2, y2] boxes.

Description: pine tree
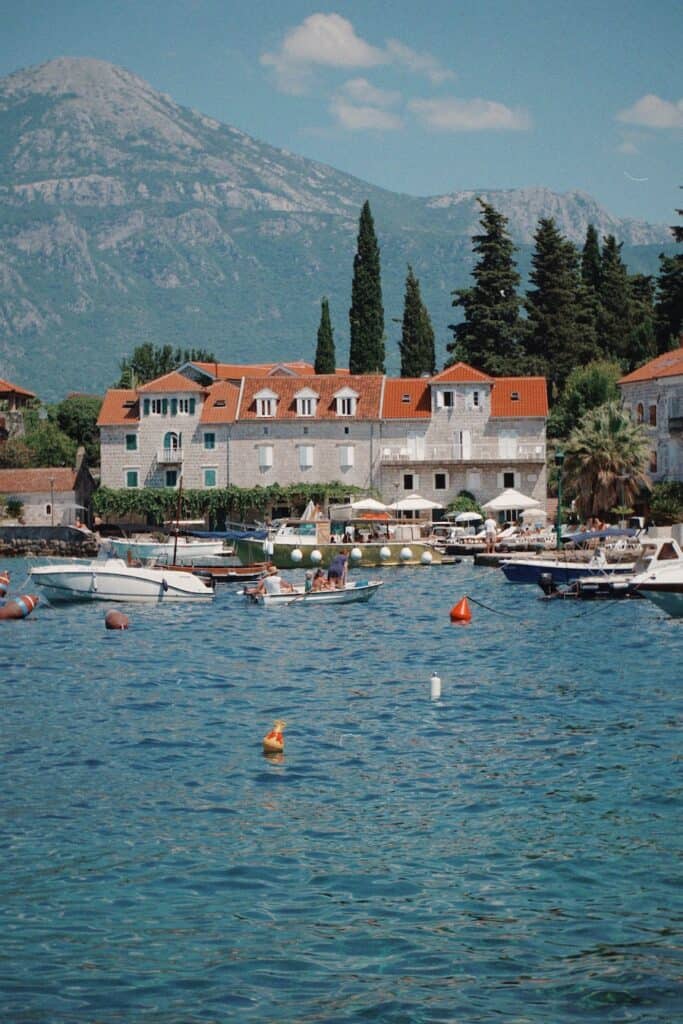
[[399, 266, 436, 377], [314, 297, 336, 374], [447, 199, 521, 374], [349, 201, 385, 374], [627, 274, 657, 369], [597, 235, 633, 363], [581, 224, 602, 292], [654, 198, 683, 352]]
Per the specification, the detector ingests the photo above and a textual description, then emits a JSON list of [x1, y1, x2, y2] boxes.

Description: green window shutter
[[143, 398, 150, 416], [189, 397, 196, 415], [162, 398, 168, 415], [170, 398, 177, 416]]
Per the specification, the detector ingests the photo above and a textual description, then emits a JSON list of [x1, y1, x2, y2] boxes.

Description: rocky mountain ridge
[[0, 57, 675, 400]]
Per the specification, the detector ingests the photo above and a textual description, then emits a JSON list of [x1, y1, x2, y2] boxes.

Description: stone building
[[619, 344, 683, 483]]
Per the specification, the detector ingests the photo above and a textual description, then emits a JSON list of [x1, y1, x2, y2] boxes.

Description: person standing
[[484, 515, 498, 554], [327, 550, 348, 589]]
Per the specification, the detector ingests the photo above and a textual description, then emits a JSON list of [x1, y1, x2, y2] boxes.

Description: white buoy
[[430, 672, 442, 700], [379, 546, 391, 561], [349, 547, 362, 561], [399, 546, 413, 562], [310, 549, 322, 564], [291, 548, 303, 563], [420, 550, 433, 565]]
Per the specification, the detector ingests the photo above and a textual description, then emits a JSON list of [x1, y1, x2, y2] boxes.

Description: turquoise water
[[1, 557, 681, 1023]]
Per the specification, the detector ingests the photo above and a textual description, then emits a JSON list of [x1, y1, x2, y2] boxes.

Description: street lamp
[[555, 449, 565, 550], [49, 476, 55, 528]]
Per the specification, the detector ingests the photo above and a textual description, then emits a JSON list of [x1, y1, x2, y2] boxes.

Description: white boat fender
[[162, 578, 169, 591], [430, 672, 442, 701]]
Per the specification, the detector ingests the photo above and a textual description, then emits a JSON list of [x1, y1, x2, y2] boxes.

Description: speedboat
[[630, 536, 683, 618], [501, 547, 636, 585], [108, 536, 226, 563], [29, 558, 215, 603], [245, 579, 383, 607]]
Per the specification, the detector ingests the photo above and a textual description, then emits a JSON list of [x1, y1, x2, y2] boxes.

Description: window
[[434, 472, 447, 490], [298, 445, 314, 470], [254, 389, 279, 417], [126, 470, 138, 488], [165, 470, 178, 487], [177, 397, 195, 415], [472, 390, 480, 407], [163, 431, 180, 450], [649, 404, 657, 426], [258, 445, 273, 470], [403, 473, 417, 490], [503, 471, 515, 488], [303, 426, 309, 436], [204, 432, 216, 450], [337, 397, 355, 416], [344, 426, 350, 435], [636, 403, 644, 424], [510, 391, 519, 402], [649, 450, 657, 473], [339, 445, 354, 469], [151, 398, 166, 415], [125, 434, 137, 451], [443, 390, 454, 408], [203, 468, 217, 488]]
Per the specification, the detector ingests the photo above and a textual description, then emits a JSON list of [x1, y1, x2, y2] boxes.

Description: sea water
[[1, 558, 681, 1023]]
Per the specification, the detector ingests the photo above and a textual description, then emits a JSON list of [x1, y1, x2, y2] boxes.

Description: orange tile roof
[[137, 371, 206, 393], [200, 381, 240, 424], [97, 389, 139, 426], [490, 377, 548, 418], [382, 378, 432, 418], [238, 374, 383, 420], [0, 377, 36, 398], [618, 344, 683, 384], [431, 362, 494, 383], [0, 467, 77, 493], [193, 360, 316, 380]]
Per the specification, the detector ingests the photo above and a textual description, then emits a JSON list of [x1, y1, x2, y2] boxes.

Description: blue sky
[[2, 1, 681, 225]]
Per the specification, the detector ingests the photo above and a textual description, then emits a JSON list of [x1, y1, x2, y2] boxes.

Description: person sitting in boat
[[249, 566, 294, 597], [304, 570, 313, 593], [327, 550, 348, 589], [312, 568, 328, 591]]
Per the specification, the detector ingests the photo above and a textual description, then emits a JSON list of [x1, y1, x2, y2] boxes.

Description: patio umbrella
[[388, 493, 444, 512], [452, 511, 483, 524], [520, 506, 548, 522], [481, 488, 541, 512], [350, 497, 389, 512]]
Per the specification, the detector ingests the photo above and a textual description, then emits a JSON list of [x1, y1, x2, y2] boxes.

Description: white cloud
[[261, 13, 385, 94], [409, 96, 532, 132], [330, 96, 403, 132], [385, 39, 454, 84], [617, 94, 683, 129], [341, 77, 400, 108]]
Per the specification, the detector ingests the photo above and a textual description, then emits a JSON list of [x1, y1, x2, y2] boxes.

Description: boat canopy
[[563, 527, 638, 544]]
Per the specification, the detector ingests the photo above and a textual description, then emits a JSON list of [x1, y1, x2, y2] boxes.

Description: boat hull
[[637, 585, 683, 618], [236, 537, 442, 568], [30, 559, 214, 603], [502, 559, 634, 585], [251, 580, 383, 607], [109, 538, 226, 562]]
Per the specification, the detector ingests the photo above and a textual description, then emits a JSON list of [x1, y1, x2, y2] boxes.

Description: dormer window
[[254, 388, 279, 417], [510, 391, 519, 401], [402, 394, 411, 403], [294, 387, 318, 417], [333, 386, 359, 417]]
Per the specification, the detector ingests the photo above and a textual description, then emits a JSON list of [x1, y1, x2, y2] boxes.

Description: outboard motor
[[538, 572, 557, 597]]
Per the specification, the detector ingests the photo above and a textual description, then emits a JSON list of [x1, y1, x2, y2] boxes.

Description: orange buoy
[[450, 596, 472, 622], [0, 594, 40, 620], [263, 719, 286, 754], [105, 609, 130, 630]]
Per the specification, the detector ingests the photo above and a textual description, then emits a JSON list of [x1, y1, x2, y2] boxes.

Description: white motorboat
[[631, 536, 683, 618], [108, 536, 226, 562], [29, 558, 215, 603], [246, 579, 383, 607]]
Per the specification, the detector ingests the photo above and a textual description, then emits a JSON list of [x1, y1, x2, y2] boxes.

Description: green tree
[[55, 394, 103, 466], [627, 273, 657, 369], [0, 438, 32, 468], [547, 359, 622, 439], [597, 235, 633, 363], [654, 254, 683, 353], [398, 265, 436, 377], [23, 421, 77, 467], [314, 297, 336, 374], [447, 198, 521, 374], [563, 401, 650, 519], [117, 343, 216, 387], [581, 223, 602, 292], [349, 201, 385, 374]]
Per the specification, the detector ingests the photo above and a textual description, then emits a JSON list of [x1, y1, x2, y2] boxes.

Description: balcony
[[380, 442, 546, 462], [157, 446, 184, 464]]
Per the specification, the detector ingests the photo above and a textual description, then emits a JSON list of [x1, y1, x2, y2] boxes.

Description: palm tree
[[563, 402, 650, 519]]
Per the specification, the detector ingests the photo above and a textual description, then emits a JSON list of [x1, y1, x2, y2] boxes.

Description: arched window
[[636, 403, 644, 424], [163, 431, 180, 450]]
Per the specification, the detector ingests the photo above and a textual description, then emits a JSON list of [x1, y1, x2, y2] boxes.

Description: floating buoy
[[0, 571, 9, 597], [0, 594, 39, 620], [430, 671, 442, 700], [263, 719, 286, 754], [450, 596, 472, 623], [105, 609, 129, 630]]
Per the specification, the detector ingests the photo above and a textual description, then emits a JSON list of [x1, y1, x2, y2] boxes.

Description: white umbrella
[[350, 497, 388, 512], [481, 488, 541, 512], [388, 493, 443, 512], [521, 506, 548, 522], [452, 511, 483, 524]]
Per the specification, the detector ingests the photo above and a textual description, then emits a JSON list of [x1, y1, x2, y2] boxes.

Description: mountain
[[0, 57, 675, 400]]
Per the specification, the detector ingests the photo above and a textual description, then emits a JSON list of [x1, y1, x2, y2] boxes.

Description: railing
[[380, 442, 546, 462], [157, 447, 184, 464]]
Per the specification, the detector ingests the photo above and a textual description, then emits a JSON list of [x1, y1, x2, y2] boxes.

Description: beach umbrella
[[452, 511, 483, 524], [388, 493, 443, 512], [520, 507, 548, 522], [481, 488, 541, 512], [350, 497, 389, 512]]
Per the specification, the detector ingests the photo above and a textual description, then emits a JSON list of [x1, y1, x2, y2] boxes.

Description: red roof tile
[[0, 377, 36, 398], [200, 381, 240, 424], [97, 389, 139, 426], [0, 467, 76, 493], [618, 344, 683, 384], [193, 360, 316, 380], [431, 362, 494, 383], [490, 377, 548, 418], [238, 374, 383, 420], [137, 371, 206, 393], [382, 379, 432, 418]]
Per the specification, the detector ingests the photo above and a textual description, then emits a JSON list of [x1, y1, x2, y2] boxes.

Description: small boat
[[246, 579, 383, 607], [159, 562, 273, 584], [29, 558, 215, 603], [630, 536, 683, 618], [108, 536, 227, 562]]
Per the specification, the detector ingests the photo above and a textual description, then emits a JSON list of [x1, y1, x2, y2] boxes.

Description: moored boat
[[29, 558, 215, 603], [108, 536, 226, 563], [246, 579, 383, 607]]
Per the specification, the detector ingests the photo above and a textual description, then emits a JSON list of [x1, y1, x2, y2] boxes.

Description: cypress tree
[[314, 297, 336, 374], [581, 224, 602, 292], [598, 235, 633, 363], [626, 274, 657, 369], [349, 201, 385, 374], [447, 198, 521, 374], [399, 265, 436, 377], [654, 199, 682, 352]]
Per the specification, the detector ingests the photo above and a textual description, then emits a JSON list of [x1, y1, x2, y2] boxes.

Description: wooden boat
[[246, 579, 383, 607], [158, 562, 272, 584]]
